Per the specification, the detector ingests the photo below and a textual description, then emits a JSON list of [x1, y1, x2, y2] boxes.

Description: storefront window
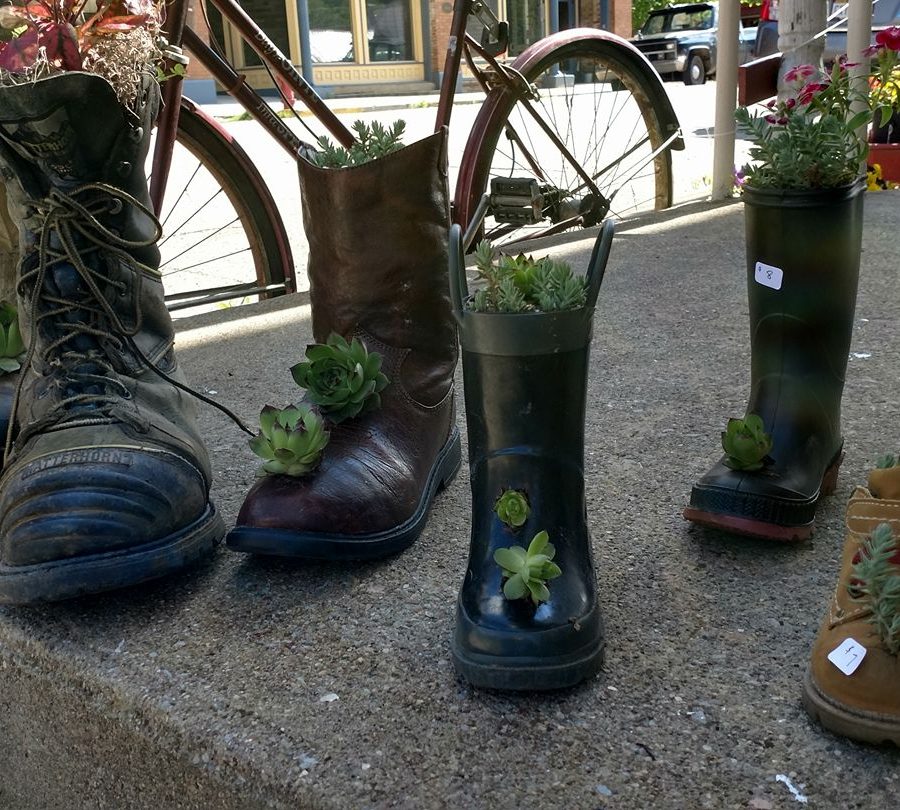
[[309, 0, 356, 63], [367, 0, 413, 61], [507, 0, 546, 55]]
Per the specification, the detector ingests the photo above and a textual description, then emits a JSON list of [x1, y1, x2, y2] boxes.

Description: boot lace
[[5, 182, 252, 460]]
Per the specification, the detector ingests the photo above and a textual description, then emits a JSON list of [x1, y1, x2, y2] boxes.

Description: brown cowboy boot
[[0, 73, 222, 604], [227, 130, 460, 559]]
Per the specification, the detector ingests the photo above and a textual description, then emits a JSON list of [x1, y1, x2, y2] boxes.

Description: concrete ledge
[[2, 196, 899, 808]]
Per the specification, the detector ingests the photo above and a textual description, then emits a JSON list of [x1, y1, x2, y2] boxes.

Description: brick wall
[[185, 3, 215, 80]]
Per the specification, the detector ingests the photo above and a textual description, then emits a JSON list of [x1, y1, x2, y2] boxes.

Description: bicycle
[[150, 0, 685, 311]]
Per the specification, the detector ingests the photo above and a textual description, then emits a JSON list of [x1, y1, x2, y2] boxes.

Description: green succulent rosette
[[494, 489, 530, 529], [493, 530, 562, 606], [291, 333, 389, 423], [721, 414, 773, 472], [249, 404, 330, 477], [0, 301, 25, 375]]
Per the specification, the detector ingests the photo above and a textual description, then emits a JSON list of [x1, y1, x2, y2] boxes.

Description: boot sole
[[682, 452, 843, 542], [0, 504, 224, 605], [226, 428, 461, 560], [802, 669, 900, 746], [450, 637, 606, 692]]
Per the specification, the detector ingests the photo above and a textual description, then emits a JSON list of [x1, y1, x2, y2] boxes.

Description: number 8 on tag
[[755, 261, 783, 291]]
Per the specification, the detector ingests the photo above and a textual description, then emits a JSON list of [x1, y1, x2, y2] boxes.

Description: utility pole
[[777, 0, 827, 92]]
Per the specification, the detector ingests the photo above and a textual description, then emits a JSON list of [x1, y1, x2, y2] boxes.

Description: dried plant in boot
[[312, 120, 406, 168], [0, 1, 163, 108], [469, 240, 587, 313], [494, 530, 562, 605], [249, 405, 330, 477], [291, 333, 389, 424], [494, 489, 530, 529], [849, 522, 900, 655], [0, 300, 24, 374], [876, 453, 900, 469], [721, 414, 773, 471]]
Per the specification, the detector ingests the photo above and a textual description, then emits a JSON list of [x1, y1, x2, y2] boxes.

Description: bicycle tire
[[153, 99, 294, 311], [456, 29, 682, 247]]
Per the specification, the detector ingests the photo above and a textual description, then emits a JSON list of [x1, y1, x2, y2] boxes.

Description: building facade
[[187, 0, 633, 94]]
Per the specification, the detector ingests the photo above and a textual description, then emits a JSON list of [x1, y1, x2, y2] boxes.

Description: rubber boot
[[684, 181, 865, 541], [227, 130, 460, 559], [0, 73, 222, 604], [448, 223, 612, 690], [803, 465, 900, 746]]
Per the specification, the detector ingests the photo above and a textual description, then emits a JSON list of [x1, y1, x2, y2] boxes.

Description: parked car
[[754, 0, 900, 62], [630, 2, 760, 85]]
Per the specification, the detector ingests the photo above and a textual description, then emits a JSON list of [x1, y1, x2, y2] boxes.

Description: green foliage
[[735, 62, 873, 189], [312, 120, 406, 168], [721, 414, 773, 471], [876, 453, 899, 469], [291, 333, 389, 423], [494, 530, 562, 605], [495, 489, 530, 529], [155, 62, 186, 84], [849, 522, 900, 655], [468, 241, 587, 313], [249, 404, 330, 477], [0, 301, 25, 375]]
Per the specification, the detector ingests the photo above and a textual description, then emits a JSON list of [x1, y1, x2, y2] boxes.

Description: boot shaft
[[297, 130, 456, 407]]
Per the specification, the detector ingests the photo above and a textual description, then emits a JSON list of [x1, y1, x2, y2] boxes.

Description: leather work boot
[[227, 130, 460, 559], [0, 73, 222, 604], [684, 181, 864, 541], [448, 224, 612, 690], [803, 464, 900, 746]]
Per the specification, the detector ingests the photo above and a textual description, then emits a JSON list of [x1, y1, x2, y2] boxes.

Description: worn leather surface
[[0, 73, 214, 569], [234, 131, 457, 541], [453, 310, 604, 667], [688, 182, 865, 529], [807, 471, 900, 720]]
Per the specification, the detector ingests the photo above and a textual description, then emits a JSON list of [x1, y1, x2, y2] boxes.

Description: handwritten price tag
[[754, 261, 783, 291], [828, 638, 867, 676]]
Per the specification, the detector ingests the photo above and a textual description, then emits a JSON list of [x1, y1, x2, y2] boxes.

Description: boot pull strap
[[584, 220, 614, 312], [448, 223, 467, 319]]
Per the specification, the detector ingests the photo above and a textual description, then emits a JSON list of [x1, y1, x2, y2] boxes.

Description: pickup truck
[[630, 2, 759, 85]]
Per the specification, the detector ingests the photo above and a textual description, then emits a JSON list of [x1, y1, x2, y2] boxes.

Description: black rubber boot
[[0, 73, 222, 604], [448, 223, 612, 690], [684, 180, 865, 541]]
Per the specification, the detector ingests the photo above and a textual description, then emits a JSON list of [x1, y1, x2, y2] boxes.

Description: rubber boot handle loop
[[448, 223, 467, 319], [584, 219, 614, 312]]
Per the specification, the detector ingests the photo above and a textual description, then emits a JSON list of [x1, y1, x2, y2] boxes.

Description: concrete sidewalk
[[1, 193, 899, 809]]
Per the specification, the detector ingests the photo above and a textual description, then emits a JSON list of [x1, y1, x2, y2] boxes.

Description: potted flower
[[684, 59, 872, 542], [867, 26, 900, 180], [0, 2, 229, 605], [227, 120, 462, 561], [446, 221, 613, 691]]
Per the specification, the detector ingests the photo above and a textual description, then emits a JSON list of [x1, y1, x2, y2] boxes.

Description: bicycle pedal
[[489, 177, 543, 224]]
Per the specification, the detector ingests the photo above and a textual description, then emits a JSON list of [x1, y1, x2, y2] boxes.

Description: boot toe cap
[[0, 448, 209, 566]]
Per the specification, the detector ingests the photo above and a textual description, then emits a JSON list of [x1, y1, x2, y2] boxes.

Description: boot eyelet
[[129, 126, 144, 143], [108, 199, 123, 215], [117, 161, 132, 176]]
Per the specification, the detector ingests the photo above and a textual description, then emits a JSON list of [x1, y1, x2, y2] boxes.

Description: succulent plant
[[494, 489, 530, 529], [0, 301, 25, 375], [313, 119, 406, 168], [849, 522, 900, 655], [876, 453, 899, 469], [291, 333, 389, 423], [249, 404, 330, 477], [468, 240, 587, 313], [493, 530, 562, 605], [721, 414, 773, 471]]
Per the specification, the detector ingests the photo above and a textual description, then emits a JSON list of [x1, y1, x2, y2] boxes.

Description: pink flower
[[798, 82, 828, 105], [875, 26, 900, 52], [785, 97, 796, 110], [784, 64, 817, 83], [733, 168, 747, 188]]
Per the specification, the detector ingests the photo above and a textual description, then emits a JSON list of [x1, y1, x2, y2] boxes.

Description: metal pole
[[296, 0, 315, 87], [422, 0, 433, 84], [711, 0, 740, 199], [550, 0, 559, 33]]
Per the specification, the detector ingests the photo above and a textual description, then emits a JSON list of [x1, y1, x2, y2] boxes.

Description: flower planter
[[685, 179, 866, 540], [447, 222, 613, 690], [868, 142, 900, 183]]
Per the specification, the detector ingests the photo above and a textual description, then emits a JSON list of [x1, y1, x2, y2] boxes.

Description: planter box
[[868, 143, 900, 183]]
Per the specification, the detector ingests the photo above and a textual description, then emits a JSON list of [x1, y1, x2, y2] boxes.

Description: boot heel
[[438, 430, 463, 490], [820, 452, 845, 497]]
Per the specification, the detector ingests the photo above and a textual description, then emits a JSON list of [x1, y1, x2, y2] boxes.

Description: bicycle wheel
[[456, 29, 682, 248], [150, 99, 294, 312]]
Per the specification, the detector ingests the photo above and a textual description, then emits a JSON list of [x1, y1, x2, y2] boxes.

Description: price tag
[[827, 638, 867, 676], [755, 261, 783, 291]]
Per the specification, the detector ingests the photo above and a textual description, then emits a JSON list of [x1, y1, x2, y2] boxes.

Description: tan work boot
[[802, 464, 900, 745]]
